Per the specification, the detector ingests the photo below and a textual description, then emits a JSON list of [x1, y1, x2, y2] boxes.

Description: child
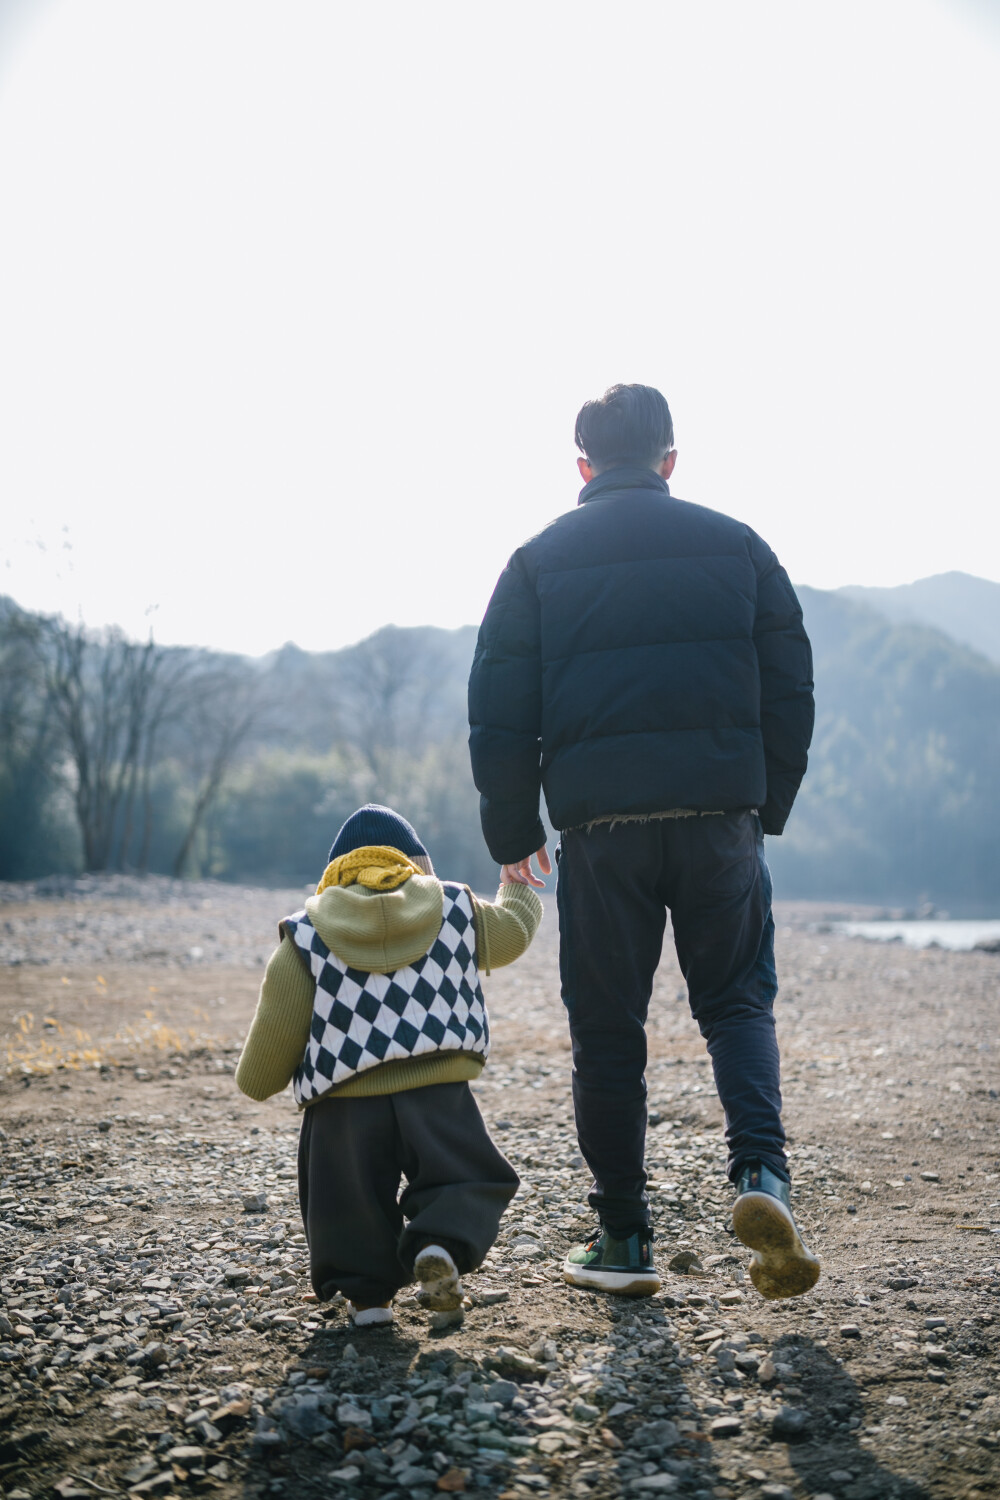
[[236, 803, 542, 1326]]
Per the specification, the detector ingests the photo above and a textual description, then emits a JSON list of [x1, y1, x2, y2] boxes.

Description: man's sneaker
[[414, 1244, 464, 1311], [732, 1162, 820, 1300], [347, 1300, 394, 1327], [562, 1227, 660, 1296]]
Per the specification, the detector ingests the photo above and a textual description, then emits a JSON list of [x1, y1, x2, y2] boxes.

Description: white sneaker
[[414, 1244, 463, 1311], [347, 1300, 394, 1327]]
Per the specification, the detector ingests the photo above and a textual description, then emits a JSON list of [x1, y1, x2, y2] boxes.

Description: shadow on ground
[[774, 1336, 931, 1500]]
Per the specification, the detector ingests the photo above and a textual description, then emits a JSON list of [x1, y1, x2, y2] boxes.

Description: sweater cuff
[[497, 880, 544, 933]]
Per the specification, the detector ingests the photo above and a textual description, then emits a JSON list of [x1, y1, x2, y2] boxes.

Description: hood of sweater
[[302, 874, 444, 974]]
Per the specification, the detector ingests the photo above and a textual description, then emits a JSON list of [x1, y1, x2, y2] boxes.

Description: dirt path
[[1, 879, 999, 1500]]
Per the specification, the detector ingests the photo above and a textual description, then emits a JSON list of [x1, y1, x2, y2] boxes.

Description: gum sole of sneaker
[[414, 1248, 463, 1311], [732, 1191, 820, 1299], [562, 1264, 661, 1297]]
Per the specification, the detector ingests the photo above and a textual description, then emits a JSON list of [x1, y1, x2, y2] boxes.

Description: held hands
[[500, 845, 552, 889]]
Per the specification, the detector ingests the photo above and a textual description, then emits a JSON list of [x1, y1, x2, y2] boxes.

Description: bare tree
[[337, 626, 449, 782], [0, 605, 46, 764], [38, 620, 167, 872], [0, 604, 65, 877], [170, 655, 260, 877], [131, 647, 197, 874], [114, 641, 166, 869]]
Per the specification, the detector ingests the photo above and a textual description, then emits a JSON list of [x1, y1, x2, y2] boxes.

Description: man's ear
[[577, 456, 595, 483], [659, 449, 678, 482]]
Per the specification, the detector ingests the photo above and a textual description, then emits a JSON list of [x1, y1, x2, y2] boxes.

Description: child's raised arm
[[468, 882, 543, 975]]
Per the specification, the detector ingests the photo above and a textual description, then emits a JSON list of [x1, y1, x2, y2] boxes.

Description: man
[[468, 383, 818, 1299]]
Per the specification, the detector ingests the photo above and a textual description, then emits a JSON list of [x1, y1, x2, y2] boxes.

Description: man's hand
[[501, 846, 553, 889]]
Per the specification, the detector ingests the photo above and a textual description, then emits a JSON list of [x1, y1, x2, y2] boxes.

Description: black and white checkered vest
[[284, 881, 489, 1105]]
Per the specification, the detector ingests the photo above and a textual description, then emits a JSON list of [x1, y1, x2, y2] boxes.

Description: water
[[839, 919, 1000, 951]]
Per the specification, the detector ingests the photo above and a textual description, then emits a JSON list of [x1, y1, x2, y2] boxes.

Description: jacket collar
[[578, 464, 671, 506]]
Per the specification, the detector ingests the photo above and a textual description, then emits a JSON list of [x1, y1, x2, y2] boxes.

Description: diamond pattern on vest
[[285, 882, 489, 1105]]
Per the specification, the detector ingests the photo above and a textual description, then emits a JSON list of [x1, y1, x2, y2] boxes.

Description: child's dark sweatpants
[[297, 1081, 519, 1305]]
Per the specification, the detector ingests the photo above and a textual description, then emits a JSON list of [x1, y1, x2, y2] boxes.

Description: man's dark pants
[[297, 1081, 519, 1305], [556, 810, 785, 1238]]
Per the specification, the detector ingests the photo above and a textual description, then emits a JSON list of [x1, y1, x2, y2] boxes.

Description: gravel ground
[[1, 877, 999, 1500]]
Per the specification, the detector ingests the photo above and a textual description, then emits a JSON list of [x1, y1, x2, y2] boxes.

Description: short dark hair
[[574, 384, 674, 473]]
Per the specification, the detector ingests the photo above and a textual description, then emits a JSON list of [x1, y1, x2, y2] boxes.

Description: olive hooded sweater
[[236, 870, 542, 1104]]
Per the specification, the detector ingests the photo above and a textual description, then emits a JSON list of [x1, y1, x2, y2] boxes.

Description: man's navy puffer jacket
[[468, 466, 814, 866]]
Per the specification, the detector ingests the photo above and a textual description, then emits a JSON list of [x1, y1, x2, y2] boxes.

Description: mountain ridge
[[834, 570, 1000, 664]]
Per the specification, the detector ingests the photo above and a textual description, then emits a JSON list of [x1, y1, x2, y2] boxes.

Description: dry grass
[[4, 1006, 226, 1076]]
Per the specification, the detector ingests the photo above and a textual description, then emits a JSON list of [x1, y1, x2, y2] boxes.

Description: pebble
[[395, 1465, 437, 1485], [337, 1402, 371, 1428], [608, 1400, 637, 1418], [165, 1445, 205, 1464], [771, 1406, 811, 1441], [840, 1323, 862, 1339], [709, 1415, 742, 1438], [428, 1308, 465, 1330], [666, 1250, 704, 1274], [629, 1418, 680, 1450], [276, 1393, 333, 1438]]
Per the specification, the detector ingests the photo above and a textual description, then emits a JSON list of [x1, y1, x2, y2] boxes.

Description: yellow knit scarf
[[316, 845, 421, 894]]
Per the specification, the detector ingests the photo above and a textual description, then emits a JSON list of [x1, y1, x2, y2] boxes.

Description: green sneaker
[[732, 1162, 820, 1300], [562, 1227, 660, 1296]]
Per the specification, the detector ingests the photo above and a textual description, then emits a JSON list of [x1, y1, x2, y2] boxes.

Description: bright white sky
[[1, 0, 998, 655]]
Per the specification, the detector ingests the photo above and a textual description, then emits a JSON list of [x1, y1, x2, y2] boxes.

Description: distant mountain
[[836, 572, 1000, 664], [766, 586, 1000, 908]]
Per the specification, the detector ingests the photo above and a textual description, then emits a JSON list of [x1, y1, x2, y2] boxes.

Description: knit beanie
[[328, 804, 429, 866]]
